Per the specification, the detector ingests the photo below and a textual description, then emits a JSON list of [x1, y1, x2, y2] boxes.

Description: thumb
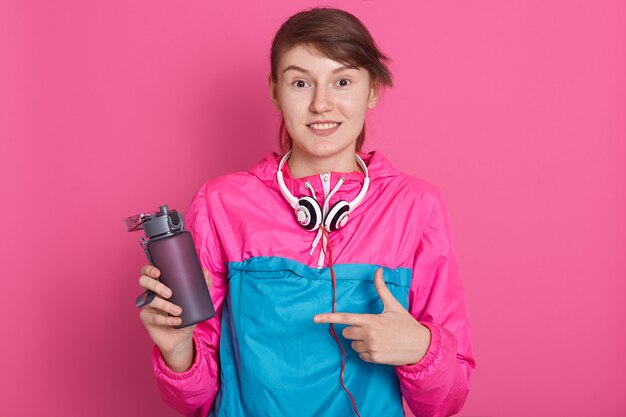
[[203, 269, 212, 288], [373, 268, 400, 311]]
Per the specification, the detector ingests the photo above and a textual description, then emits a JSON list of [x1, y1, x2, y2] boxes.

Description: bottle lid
[[123, 205, 184, 238]]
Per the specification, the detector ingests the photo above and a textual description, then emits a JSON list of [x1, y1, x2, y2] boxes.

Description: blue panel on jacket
[[209, 256, 412, 417]]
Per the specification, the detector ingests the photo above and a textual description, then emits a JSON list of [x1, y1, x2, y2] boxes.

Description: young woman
[[137, 7, 475, 417]]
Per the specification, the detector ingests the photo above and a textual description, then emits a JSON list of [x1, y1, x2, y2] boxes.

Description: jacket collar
[[249, 150, 399, 202]]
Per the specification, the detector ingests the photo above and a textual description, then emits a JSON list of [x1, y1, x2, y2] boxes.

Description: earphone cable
[[320, 228, 362, 417]]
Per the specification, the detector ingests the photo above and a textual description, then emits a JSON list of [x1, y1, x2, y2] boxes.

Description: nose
[[309, 86, 333, 113]]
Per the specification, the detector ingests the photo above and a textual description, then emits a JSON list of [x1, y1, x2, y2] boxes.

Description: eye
[[336, 78, 351, 87], [292, 80, 310, 88]]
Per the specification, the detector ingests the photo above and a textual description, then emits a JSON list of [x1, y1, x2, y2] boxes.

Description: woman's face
[[270, 45, 378, 162]]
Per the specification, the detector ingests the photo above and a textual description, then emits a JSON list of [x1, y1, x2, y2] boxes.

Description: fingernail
[[314, 315, 322, 323], [164, 288, 172, 297]]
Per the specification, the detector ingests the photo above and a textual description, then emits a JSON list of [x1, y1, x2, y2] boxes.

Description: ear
[[368, 81, 379, 109], [268, 75, 281, 111]]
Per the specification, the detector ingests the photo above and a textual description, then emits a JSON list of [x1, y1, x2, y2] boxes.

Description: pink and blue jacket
[[151, 150, 476, 417]]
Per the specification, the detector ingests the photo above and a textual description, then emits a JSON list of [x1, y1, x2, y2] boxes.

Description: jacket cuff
[[152, 334, 203, 381], [396, 321, 443, 374]]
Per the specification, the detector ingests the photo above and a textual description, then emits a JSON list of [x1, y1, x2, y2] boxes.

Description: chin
[[294, 135, 356, 155], [298, 143, 354, 159]]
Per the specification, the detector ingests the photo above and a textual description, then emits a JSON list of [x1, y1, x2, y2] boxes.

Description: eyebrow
[[282, 65, 359, 75]]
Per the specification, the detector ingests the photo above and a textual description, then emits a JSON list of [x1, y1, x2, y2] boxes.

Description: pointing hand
[[314, 268, 431, 366]]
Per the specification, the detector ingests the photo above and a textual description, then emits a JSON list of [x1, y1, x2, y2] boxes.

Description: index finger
[[314, 312, 371, 326], [203, 269, 212, 287], [140, 265, 160, 278]]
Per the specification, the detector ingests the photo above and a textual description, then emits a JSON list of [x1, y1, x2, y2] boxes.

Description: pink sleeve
[[150, 181, 229, 417], [395, 192, 476, 417]]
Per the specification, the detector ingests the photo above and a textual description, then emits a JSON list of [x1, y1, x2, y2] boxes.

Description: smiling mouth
[[307, 122, 341, 130]]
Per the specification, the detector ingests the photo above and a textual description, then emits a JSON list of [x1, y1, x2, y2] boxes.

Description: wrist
[[408, 322, 432, 365], [419, 323, 432, 357], [162, 338, 195, 373]]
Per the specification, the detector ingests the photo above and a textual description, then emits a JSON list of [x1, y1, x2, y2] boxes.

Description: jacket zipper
[[317, 172, 331, 269]]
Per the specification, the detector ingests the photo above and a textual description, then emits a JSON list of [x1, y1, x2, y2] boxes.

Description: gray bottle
[[124, 205, 215, 328]]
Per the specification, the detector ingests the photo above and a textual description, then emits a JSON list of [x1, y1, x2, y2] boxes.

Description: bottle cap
[[123, 204, 185, 238]]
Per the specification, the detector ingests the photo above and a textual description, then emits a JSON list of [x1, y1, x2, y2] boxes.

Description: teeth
[[309, 122, 339, 130]]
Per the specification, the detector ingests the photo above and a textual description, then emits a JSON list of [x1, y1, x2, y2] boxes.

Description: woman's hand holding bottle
[[138, 265, 212, 372]]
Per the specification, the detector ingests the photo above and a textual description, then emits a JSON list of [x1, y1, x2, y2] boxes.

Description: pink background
[[1, 1, 625, 416]]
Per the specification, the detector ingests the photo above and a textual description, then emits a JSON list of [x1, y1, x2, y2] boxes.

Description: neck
[[287, 147, 361, 179]]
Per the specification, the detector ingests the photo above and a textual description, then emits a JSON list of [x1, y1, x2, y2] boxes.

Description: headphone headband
[[277, 150, 369, 205], [276, 150, 370, 232], [276, 150, 298, 208]]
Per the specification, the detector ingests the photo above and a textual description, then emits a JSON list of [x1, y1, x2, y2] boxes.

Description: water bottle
[[124, 204, 216, 328]]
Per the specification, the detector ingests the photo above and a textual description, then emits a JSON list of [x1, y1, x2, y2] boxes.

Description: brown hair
[[270, 7, 393, 152]]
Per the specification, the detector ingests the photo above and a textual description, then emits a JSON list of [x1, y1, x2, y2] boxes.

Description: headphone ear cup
[[296, 196, 322, 231], [324, 200, 350, 232]]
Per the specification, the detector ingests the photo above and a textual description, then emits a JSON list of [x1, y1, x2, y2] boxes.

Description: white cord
[[317, 233, 326, 269], [304, 181, 317, 199], [309, 228, 323, 256], [304, 175, 346, 267]]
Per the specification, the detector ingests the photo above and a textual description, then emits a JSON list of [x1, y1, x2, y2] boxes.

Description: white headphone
[[276, 150, 370, 232]]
